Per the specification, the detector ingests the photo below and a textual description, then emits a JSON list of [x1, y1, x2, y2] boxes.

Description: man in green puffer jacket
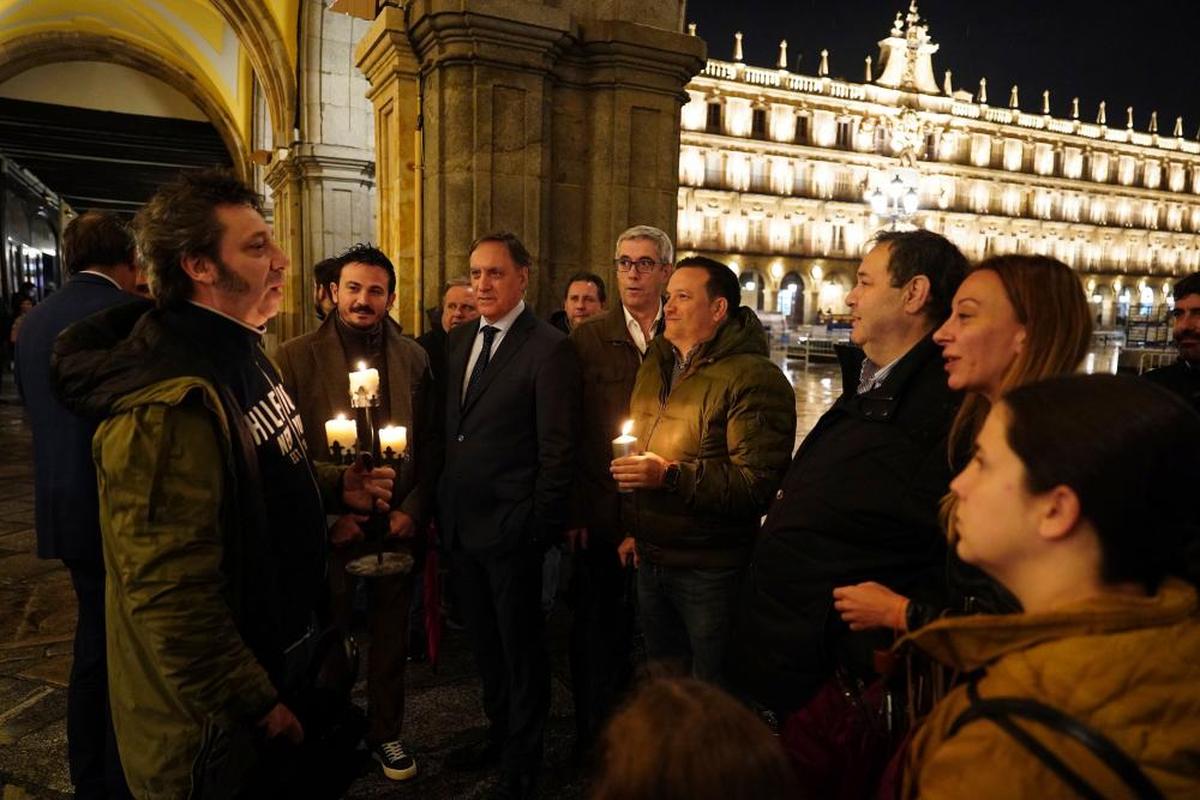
[[611, 256, 795, 685]]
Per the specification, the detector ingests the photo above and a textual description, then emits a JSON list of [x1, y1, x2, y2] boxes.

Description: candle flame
[[357, 361, 367, 371], [621, 419, 634, 436], [336, 413, 347, 421]]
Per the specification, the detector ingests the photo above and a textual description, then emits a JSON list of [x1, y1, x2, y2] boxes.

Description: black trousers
[[453, 544, 548, 775], [63, 558, 131, 799], [568, 539, 635, 750]]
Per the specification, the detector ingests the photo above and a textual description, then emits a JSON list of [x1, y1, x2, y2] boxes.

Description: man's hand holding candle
[[342, 458, 395, 513]]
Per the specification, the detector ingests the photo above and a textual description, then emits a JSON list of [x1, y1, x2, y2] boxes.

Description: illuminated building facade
[[677, 3, 1200, 327]]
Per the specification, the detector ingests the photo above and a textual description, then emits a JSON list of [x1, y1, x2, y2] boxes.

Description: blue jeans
[[636, 562, 743, 685]]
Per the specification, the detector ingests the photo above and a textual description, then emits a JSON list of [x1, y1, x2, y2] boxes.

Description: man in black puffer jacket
[[729, 230, 967, 718]]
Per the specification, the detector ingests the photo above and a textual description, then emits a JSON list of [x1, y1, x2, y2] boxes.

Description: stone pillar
[[293, 0, 377, 331], [264, 156, 305, 346], [350, 0, 704, 332], [355, 6, 422, 332]]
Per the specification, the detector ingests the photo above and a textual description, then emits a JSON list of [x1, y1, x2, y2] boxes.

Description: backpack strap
[[947, 678, 1164, 800]]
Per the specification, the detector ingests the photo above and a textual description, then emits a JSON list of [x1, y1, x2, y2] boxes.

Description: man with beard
[[51, 171, 395, 798], [1145, 272, 1200, 411], [277, 243, 435, 782]]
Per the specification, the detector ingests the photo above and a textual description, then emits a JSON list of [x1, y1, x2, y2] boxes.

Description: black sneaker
[[373, 740, 418, 781]]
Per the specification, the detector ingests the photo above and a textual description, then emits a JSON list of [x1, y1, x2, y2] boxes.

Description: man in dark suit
[[439, 232, 579, 800], [416, 276, 479, 412], [14, 211, 139, 799], [276, 244, 435, 782]]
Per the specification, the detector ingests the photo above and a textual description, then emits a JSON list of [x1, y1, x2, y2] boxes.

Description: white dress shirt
[[622, 301, 664, 355], [462, 299, 526, 401]]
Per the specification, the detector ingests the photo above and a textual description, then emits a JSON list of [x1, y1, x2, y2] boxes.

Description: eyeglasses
[[614, 257, 661, 273]]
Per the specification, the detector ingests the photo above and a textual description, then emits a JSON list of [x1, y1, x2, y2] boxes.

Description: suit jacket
[[438, 305, 580, 554], [16, 272, 136, 561], [567, 306, 663, 544], [275, 315, 437, 526]]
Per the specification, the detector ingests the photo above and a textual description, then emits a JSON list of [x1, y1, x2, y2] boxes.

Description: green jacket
[[98, 381, 344, 799], [624, 307, 796, 568], [53, 303, 342, 799]]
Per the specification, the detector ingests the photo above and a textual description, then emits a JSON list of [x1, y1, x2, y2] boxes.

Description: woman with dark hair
[[901, 374, 1200, 799], [834, 254, 1092, 632], [591, 677, 798, 800]]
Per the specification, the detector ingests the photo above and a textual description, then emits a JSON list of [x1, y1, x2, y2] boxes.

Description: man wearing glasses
[[564, 225, 672, 757]]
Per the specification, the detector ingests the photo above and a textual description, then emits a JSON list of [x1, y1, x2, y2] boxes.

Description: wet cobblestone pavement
[[0, 357, 843, 799]]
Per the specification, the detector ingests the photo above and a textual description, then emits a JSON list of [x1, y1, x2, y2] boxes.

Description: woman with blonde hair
[[834, 254, 1093, 634], [591, 677, 798, 800]]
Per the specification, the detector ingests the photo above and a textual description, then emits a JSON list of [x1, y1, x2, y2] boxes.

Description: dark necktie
[[465, 325, 499, 400]]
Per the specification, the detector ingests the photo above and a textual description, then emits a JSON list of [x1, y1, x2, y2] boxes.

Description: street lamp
[[867, 172, 920, 230]]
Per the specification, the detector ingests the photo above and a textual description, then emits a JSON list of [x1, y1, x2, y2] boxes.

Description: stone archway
[[0, 31, 250, 180], [208, 0, 296, 144]]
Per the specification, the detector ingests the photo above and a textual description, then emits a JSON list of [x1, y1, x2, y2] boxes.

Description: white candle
[[349, 361, 380, 407], [612, 419, 637, 494], [612, 419, 637, 459], [379, 424, 407, 455], [324, 413, 357, 451]]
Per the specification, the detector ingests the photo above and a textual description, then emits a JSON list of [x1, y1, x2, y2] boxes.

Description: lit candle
[[349, 361, 380, 407], [379, 424, 407, 455], [612, 419, 637, 459], [612, 420, 638, 494], [324, 413, 357, 451]]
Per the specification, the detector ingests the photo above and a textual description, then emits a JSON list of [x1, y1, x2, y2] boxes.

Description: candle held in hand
[[379, 424, 407, 455], [325, 413, 357, 451], [612, 419, 638, 493], [349, 361, 380, 407]]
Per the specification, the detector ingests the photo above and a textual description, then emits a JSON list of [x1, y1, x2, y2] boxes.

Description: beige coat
[[902, 579, 1200, 799]]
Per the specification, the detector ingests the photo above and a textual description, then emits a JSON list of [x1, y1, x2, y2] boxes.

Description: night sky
[[685, 0, 1200, 136]]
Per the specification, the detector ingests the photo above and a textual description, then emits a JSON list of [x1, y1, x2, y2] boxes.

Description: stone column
[[264, 156, 305, 346], [293, 0, 377, 331], [355, 5, 422, 332], [549, 20, 707, 309], [350, 0, 704, 331]]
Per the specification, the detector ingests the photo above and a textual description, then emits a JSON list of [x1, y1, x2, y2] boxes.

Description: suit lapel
[[383, 318, 408, 424], [460, 308, 535, 416], [310, 318, 350, 416], [447, 318, 478, 415]]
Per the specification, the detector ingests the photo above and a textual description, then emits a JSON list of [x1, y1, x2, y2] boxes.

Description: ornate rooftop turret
[[778, 40, 789, 70], [979, 77, 988, 105], [734, 31, 744, 62], [818, 48, 829, 76], [874, 1, 941, 94], [1009, 85, 1019, 109], [1175, 116, 1184, 137]]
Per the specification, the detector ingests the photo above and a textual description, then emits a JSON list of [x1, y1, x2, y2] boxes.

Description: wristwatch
[[662, 462, 680, 493]]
